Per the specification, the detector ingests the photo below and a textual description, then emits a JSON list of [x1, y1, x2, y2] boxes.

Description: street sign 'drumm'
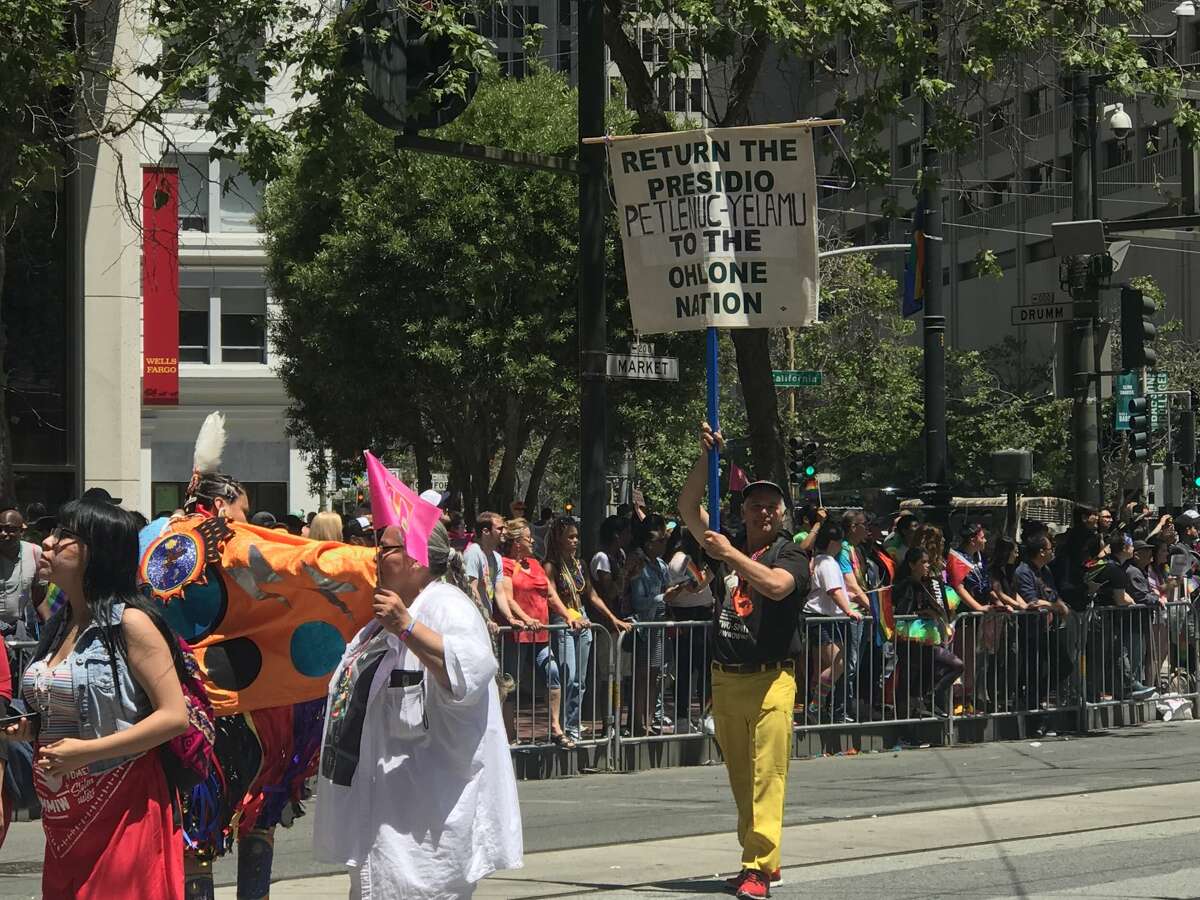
[[772, 370, 824, 388], [1011, 303, 1074, 326]]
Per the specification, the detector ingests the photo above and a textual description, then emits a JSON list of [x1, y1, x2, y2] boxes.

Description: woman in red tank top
[[496, 519, 576, 746]]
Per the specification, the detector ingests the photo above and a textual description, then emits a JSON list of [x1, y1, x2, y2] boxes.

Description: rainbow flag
[[869, 584, 896, 645], [902, 201, 925, 318]]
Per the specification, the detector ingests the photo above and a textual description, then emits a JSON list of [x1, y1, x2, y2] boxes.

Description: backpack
[[159, 638, 218, 795]]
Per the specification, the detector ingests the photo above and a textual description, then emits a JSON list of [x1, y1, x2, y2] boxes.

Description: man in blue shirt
[[1013, 533, 1073, 712]]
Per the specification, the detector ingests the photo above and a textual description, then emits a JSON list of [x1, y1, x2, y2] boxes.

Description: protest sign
[[607, 125, 819, 334]]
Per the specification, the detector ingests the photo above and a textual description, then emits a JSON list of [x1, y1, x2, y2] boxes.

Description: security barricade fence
[[494, 623, 612, 751], [8, 602, 1197, 773]]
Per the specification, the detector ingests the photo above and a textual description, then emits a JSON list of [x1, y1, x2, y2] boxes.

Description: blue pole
[[706, 326, 721, 533]]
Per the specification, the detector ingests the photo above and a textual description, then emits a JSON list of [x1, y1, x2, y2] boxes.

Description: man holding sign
[[678, 423, 810, 899]]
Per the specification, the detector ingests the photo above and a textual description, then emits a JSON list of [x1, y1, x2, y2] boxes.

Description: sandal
[[552, 732, 577, 750]]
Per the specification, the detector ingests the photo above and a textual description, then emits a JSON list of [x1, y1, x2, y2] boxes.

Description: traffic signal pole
[[578, 0, 607, 557], [919, 0, 949, 519], [1069, 70, 1103, 508]]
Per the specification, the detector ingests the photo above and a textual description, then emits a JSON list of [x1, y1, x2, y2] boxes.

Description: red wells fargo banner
[[142, 167, 180, 405]]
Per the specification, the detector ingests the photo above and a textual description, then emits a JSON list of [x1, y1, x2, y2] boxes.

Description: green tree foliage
[[785, 253, 1071, 497], [262, 72, 585, 514]]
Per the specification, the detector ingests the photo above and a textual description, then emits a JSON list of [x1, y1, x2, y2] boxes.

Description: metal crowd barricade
[[949, 609, 1083, 726], [504, 600, 1200, 770], [1081, 602, 1200, 714], [495, 622, 611, 751], [611, 619, 712, 745]]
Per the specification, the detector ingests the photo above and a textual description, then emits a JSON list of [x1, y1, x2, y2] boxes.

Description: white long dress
[[313, 580, 524, 899]]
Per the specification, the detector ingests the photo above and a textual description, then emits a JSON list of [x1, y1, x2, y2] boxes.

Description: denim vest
[[65, 602, 154, 774]]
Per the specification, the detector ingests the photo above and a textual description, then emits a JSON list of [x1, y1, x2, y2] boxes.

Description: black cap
[[250, 511, 277, 528], [741, 480, 786, 501], [81, 487, 122, 506], [1132, 538, 1153, 551]]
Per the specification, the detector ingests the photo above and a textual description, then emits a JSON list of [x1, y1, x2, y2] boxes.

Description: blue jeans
[[556, 627, 593, 740]]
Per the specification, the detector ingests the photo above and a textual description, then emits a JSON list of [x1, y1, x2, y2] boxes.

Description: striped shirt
[[22, 657, 81, 741]]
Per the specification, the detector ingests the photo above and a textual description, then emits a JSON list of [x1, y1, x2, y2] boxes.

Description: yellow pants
[[711, 665, 797, 874]]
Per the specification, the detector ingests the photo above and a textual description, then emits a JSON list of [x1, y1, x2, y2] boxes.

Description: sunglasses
[[376, 542, 406, 559], [50, 526, 83, 546]]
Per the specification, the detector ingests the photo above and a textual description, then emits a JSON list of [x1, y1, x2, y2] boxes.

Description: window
[[690, 78, 703, 113], [174, 154, 209, 232], [480, 8, 494, 37], [557, 41, 572, 74], [494, 9, 509, 38], [510, 54, 525, 78], [988, 175, 1013, 207], [152, 481, 286, 517], [1024, 86, 1052, 118], [642, 29, 655, 61], [958, 188, 981, 216], [674, 30, 689, 56], [657, 76, 669, 111], [674, 78, 686, 112], [1102, 137, 1131, 169], [1142, 120, 1177, 155], [1024, 161, 1052, 194], [1059, 76, 1074, 101], [558, 0, 571, 26], [988, 101, 1012, 132], [897, 140, 917, 169], [179, 288, 210, 363], [218, 158, 262, 233], [1056, 153, 1072, 184], [220, 288, 268, 363], [996, 248, 1016, 271], [958, 260, 979, 281]]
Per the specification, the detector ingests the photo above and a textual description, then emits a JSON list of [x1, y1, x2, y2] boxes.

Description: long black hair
[[35, 498, 188, 688]]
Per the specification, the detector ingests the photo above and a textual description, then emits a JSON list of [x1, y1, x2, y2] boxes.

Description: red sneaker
[[724, 869, 751, 891], [735, 869, 770, 899], [725, 868, 781, 891]]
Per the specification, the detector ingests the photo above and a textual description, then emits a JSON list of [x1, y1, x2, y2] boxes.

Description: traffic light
[[1129, 396, 1151, 462], [1177, 410, 1196, 466], [788, 438, 820, 483], [346, 1, 480, 133], [1121, 286, 1157, 370]]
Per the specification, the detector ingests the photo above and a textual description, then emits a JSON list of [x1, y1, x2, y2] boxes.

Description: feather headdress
[[185, 412, 241, 509], [193, 411, 227, 475]]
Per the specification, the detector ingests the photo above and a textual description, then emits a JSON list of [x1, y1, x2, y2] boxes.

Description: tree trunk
[[489, 397, 531, 512], [413, 427, 432, 492], [0, 212, 12, 501], [523, 425, 563, 513], [731, 328, 788, 499]]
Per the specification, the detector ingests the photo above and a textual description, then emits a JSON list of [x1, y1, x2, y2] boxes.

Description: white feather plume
[[192, 411, 227, 475]]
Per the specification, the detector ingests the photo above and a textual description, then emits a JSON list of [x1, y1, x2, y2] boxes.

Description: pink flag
[[729, 463, 750, 493], [363, 451, 441, 567]]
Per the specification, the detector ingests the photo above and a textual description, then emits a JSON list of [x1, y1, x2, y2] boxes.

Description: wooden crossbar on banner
[[581, 118, 846, 145]]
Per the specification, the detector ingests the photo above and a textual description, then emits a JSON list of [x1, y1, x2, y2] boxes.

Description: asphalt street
[[2, 721, 1198, 897]]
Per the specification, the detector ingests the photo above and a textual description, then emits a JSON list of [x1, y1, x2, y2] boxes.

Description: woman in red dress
[[496, 517, 581, 747], [2, 496, 189, 899]]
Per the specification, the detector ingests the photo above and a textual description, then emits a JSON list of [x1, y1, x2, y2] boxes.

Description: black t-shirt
[[1088, 559, 1129, 607], [709, 535, 810, 665]]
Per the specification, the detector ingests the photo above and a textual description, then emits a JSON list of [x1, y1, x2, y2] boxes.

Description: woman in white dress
[[313, 522, 523, 899]]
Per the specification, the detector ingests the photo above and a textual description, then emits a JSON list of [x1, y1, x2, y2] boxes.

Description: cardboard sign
[[607, 127, 819, 334]]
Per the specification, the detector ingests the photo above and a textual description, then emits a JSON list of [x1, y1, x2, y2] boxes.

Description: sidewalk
[[216, 780, 1200, 898]]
